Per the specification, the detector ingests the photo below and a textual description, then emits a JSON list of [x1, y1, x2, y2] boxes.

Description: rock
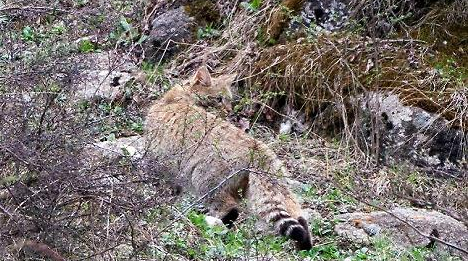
[[73, 53, 140, 102], [359, 92, 467, 177], [335, 207, 468, 257], [86, 136, 147, 161], [143, 7, 195, 63], [75, 69, 134, 101], [279, 107, 309, 135], [205, 215, 224, 227], [287, 0, 350, 38]]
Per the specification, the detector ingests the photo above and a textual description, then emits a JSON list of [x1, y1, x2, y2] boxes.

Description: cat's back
[[146, 97, 255, 154]]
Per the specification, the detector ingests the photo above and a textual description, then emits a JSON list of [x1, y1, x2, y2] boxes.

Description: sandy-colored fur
[[145, 66, 312, 250]]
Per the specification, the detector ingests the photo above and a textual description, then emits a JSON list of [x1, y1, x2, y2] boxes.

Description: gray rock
[[143, 7, 195, 63], [335, 207, 468, 257], [288, 0, 350, 37], [358, 92, 466, 177], [73, 53, 140, 102], [85, 136, 148, 162], [75, 69, 135, 101]]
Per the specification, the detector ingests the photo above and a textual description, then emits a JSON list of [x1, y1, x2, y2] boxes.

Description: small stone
[[205, 215, 224, 226], [362, 223, 381, 236]]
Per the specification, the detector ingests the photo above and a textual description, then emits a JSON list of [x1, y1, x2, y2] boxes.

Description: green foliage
[[197, 24, 221, 39], [78, 39, 97, 53], [241, 0, 262, 12], [324, 188, 355, 204], [311, 218, 335, 237], [301, 243, 343, 260], [301, 184, 318, 198], [278, 133, 291, 142], [73, 0, 89, 7], [433, 57, 467, 85], [108, 16, 144, 47], [94, 99, 144, 140], [51, 21, 67, 35], [141, 61, 171, 94], [0, 175, 19, 186], [21, 26, 36, 42]]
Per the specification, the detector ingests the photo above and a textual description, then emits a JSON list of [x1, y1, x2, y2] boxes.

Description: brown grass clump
[[251, 35, 467, 130], [266, 0, 305, 44]]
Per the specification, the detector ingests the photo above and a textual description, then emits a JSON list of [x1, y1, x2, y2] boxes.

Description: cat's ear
[[192, 66, 212, 87]]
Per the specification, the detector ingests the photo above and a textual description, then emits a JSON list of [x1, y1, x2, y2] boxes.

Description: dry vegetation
[[0, 0, 467, 260]]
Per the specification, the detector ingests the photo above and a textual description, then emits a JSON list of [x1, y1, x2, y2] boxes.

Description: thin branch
[[0, 203, 13, 219], [339, 184, 468, 255], [0, 6, 69, 13]]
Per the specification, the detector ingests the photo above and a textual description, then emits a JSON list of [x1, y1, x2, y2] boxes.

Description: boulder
[[143, 7, 195, 63], [359, 92, 466, 177], [73, 53, 141, 102], [335, 207, 468, 257]]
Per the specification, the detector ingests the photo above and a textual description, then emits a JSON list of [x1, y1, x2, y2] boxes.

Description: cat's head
[[187, 66, 236, 112]]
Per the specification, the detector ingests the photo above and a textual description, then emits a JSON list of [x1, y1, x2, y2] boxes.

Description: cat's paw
[[205, 215, 224, 226]]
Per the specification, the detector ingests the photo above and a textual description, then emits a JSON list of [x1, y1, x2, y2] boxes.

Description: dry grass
[[1, 0, 467, 259], [260, 128, 468, 228], [251, 35, 467, 129]]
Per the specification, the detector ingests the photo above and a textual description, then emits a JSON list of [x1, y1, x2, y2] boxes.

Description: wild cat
[[145, 66, 312, 250]]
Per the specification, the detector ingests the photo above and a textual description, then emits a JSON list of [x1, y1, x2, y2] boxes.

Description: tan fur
[[145, 66, 312, 250]]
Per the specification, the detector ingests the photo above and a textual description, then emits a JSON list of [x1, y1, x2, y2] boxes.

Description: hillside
[[0, 0, 467, 260]]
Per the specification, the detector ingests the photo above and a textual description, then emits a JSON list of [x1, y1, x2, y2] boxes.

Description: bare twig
[[339, 184, 468, 255], [0, 6, 69, 13]]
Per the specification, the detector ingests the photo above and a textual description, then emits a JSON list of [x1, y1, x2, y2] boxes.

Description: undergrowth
[[0, 0, 466, 260]]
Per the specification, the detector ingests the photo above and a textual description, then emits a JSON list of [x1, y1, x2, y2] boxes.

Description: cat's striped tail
[[248, 172, 312, 250]]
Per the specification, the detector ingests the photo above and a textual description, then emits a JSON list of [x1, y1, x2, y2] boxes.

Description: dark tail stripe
[[269, 211, 291, 223], [279, 219, 301, 235]]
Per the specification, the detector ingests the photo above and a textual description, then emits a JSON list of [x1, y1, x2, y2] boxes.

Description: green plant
[[73, 0, 89, 7], [108, 16, 143, 47], [311, 218, 335, 237], [301, 184, 318, 198], [0, 175, 19, 186], [129, 120, 144, 134], [21, 26, 36, 42], [241, 0, 262, 12], [141, 62, 171, 91], [301, 242, 343, 260], [78, 39, 97, 53], [278, 133, 291, 142], [197, 24, 221, 39], [51, 21, 67, 35]]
